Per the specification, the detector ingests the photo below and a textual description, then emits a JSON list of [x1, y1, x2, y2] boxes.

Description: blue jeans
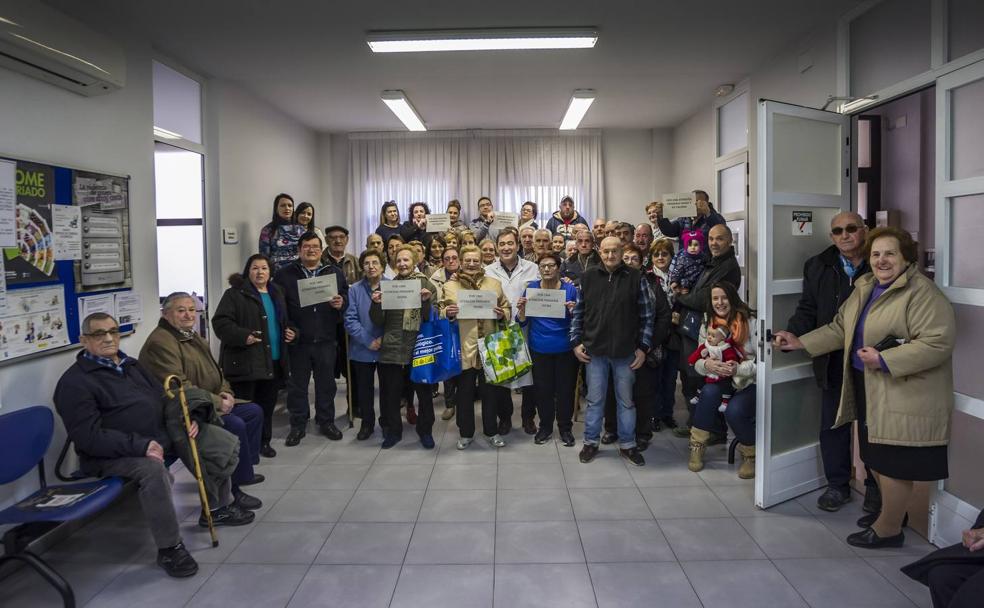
[[693, 382, 756, 445], [584, 355, 636, 448]]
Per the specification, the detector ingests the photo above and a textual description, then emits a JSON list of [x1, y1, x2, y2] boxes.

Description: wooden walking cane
[[573, 364, 583, 422], [345, 332, 354, 429], [164, 375, 218, 548]]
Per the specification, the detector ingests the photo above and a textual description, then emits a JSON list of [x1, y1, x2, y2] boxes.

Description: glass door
[[756, 100, 851, 508]]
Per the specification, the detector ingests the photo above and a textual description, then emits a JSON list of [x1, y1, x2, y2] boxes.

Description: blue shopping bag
[[410, 309, 462, 384]]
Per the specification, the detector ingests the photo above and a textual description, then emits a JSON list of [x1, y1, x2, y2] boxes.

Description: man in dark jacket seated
[[903, 510, 984, 608], [54, 312, 252, 579]]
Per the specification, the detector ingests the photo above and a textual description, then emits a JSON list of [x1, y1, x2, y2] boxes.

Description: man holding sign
[[275, 232, 349, 446], [516, 252, 579, 446], [654, 190, 726, 242]]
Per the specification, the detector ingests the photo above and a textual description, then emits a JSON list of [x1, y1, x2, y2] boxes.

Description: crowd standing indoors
[[46, 190, 969, 584]]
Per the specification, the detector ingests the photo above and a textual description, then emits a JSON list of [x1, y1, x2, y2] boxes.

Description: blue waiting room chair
[[0, 406, 124, 608]]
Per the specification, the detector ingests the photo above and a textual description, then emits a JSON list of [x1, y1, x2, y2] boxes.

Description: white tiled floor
[[3, 391, 934, 608]]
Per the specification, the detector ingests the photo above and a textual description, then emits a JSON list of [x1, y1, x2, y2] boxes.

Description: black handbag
[[679, 309, 702, 342], [645, 344, 666, 368]]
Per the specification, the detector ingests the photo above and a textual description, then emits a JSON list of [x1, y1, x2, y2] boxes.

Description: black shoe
[[857, 512, 908, 528], [707, 433, 727, 446], [157, 542, 198, 578], [381, 435, 401, 449], [636, 438, 650, 452], [846, 527, 905, 548], [579, 444, 599, 463], [285, 428, 305, 447], [356, 425, 373, 441], [560, 430, 576, 447], [239, 474, 265, 486], [200, 504, 254, 528], [233, 489, 263, 510], [660, 416, 678, 430], [523, 418, 538, 435], [620, 447, 646, 466], [816, 486, 852, 512], [534, 430, 552, 445], [320, 422, 343, 440], [259, 443, 277, 458], [498, 420, 512, 436], [600, 432, 617, 445], [863, 483, 882, 514], [652, 418, 662, 432], [431, 387, 440, 399]]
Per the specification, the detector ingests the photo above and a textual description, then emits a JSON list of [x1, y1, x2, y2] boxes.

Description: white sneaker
[[689, 395, 700, 405], [488, 434, 506, 448], [456, 437, 473, 450]]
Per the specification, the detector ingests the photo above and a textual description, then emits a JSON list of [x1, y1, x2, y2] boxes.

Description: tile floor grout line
[[561, 427, 602, 608]]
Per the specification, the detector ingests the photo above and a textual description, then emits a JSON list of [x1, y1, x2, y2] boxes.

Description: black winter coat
[[54, 353, 170, 468], [644, 274, 673, 348], [212, 274, 292, 382], [785, 245, 869, 390], [398, 221, 434, 250], [274, 261, 349, 344], [675, 246, 742, 314]]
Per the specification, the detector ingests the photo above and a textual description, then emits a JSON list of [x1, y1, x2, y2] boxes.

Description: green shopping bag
[[477, 322, 533, 385]]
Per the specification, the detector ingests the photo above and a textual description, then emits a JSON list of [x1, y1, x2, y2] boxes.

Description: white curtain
[[347, 129, 605, 251]]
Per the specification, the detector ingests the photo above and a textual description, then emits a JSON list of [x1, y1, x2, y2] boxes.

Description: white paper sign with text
[[662, 192, 697, 220], [298, 274, 338, 308], [458, 289, 498, 319], [525, 288, 567, 319], [381, 279, 421, 310]]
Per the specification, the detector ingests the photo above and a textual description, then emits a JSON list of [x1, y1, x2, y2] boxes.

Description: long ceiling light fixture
[[381, 90, 426, 131], [367, 28, 598, 53], [559, 89, 596, 130]]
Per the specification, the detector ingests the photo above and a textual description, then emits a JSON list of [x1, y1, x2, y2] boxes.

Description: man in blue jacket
[[275, 231, 349, 446], [54, 313, 251, 578]]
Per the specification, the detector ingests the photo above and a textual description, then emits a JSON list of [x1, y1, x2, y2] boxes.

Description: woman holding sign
[[442, 245, 511, 449], [399, 202, 433, 251], [369, 245, 438, 449], [516, 252, 578, 447], [344, 249, 387, 440]]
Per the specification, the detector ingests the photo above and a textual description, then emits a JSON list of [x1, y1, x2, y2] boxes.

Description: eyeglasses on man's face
[[84, 328, 121, 338], [830, 224, 862, 236]]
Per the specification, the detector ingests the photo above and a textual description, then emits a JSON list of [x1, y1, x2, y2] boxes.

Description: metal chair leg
[[0, 551, 76, 608], [728, 436, 739, 464]]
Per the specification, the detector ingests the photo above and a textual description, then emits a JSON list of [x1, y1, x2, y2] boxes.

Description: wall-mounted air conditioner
[[0, 0, 125, 96]]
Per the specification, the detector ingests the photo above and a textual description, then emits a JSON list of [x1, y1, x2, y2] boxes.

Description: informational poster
[[297, 274, 338, 308], [792, 211, 813, 236], [457, 289, 498, 319], [490, 212, 519, 230], [3, 162, 58, 285], [114, 291, 143, 325], [381, 278, 421, 310], [78, 293, 114, 332], [0, 159, 15, 247], [426, 213, 450, 233], [0, 258, 6, 313], [0, 285, 70, 362], [662, 192, 697, 220], [524, 288, 567, 319], [53, 205, 82, 260], [73, 173, 127, 209]]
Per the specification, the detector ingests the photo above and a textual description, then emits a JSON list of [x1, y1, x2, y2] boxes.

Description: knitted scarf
[[456, 268, 485, 291]]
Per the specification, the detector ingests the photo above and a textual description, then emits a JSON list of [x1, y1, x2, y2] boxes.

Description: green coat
[[799, 265, 955, 447], [139, 318, 233, 411], [368, 273, 436, 365]]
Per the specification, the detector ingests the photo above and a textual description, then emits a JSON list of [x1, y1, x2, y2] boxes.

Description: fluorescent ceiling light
[[153, 126, 183, 140], [367, 28, 598, 53], [559, 90, 596, 130], [381, 90, 426, 131]]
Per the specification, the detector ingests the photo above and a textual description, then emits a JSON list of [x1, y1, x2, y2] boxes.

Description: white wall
[[670, 108, 715, 194], [207, 80, 321, 289], [602, 128, 674, 225], [0, 37, 158, 509], [315, 132, 350, 242]]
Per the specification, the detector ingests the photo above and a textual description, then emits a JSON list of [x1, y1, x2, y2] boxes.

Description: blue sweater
[[519, 280, 578, 354], [344, 278, 386, 363]]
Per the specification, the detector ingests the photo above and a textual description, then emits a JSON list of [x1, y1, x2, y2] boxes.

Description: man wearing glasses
[[275, 231, 349, 446], [54, 313, 251, 579], [784, 211, 879, 513]]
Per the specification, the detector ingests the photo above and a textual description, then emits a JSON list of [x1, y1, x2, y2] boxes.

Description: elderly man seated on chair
[[139, 292, 265, 511], [54, 312, 252, 579]]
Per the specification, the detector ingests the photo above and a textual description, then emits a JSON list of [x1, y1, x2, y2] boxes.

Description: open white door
[[755, 100, 851, 508]]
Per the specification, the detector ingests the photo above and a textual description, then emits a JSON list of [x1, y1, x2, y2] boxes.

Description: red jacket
[[688, 339, 741, 383]]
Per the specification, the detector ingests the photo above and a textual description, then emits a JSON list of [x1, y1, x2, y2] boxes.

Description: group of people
[[52, 191, 978, 600]]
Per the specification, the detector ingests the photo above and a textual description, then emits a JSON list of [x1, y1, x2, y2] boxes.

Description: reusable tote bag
[[410, 309, 462, 384], [477, 321, 533, 385]]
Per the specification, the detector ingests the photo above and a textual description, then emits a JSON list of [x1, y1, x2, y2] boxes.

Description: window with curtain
[[347, 130, 604, 249]]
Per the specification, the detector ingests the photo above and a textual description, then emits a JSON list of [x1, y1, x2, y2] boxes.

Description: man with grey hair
[[55, 312, 252, 578], [532, 228, 553, 262], [634, 223, 654, 272], [782, 211, 880, 513], [140, 292, 265, 511], [520, 226, 537, 261]]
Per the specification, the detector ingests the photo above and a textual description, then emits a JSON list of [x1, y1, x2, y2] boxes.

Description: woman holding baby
[[686, 281, 757, 479]]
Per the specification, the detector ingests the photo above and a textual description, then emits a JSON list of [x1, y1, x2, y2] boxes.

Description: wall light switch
[[222, 228, 239, 244]]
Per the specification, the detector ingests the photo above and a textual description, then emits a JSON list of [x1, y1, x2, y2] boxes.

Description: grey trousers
[[86, 456, 183, 549]]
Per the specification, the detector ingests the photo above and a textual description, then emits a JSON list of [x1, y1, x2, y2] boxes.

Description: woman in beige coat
[[443, 245, 511, 450], [775, 226, 955, 550]]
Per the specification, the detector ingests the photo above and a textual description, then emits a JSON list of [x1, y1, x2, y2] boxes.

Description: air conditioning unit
[[0, 0, 125, 96]]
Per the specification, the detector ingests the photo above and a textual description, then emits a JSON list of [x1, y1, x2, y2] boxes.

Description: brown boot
[[737, 444, 756, 479], [688, 428, 710, 472]]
